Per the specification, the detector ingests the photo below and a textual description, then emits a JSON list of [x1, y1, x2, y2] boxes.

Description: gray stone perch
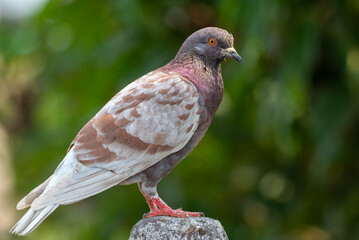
[[129, 216, 228, 240]]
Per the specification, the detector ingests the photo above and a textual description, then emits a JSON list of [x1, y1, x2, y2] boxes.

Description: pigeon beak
[[224, 47, 242, 62]]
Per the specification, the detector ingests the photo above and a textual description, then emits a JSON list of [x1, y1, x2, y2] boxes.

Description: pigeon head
[[175, 27, 242, 65]]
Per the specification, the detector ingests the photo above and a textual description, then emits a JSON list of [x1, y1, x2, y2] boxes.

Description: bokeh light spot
[[347, 48, 359, 75], [46, 24, 73, 52], [229, 165, 259, 192], [299, 227, 331, 240], [243, 201, 269, 228], [259, 172, 295, 202]]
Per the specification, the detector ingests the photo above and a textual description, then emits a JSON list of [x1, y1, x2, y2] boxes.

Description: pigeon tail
[[10, 204, 59, 236]]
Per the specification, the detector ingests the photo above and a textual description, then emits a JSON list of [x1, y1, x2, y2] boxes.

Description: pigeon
[[11, 27, 241, 236]]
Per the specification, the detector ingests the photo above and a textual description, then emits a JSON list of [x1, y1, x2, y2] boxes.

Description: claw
[[139, 183, 204, 219], [144, 208, 203, 218], [143, 197, 203, 218]]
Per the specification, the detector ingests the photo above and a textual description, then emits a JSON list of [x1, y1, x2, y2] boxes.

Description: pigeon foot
[[144, 208, 204, 218], [143, 196, 204, 218]]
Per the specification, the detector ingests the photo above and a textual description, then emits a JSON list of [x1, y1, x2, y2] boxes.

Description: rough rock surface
[[129, 216, 228, 240]]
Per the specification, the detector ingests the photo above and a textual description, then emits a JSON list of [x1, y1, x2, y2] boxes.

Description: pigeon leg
[[139, 183, 204, 218]]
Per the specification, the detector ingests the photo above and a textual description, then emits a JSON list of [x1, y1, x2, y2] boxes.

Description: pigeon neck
[[170, 53, 221, 81], [166, 53, 224, 117]]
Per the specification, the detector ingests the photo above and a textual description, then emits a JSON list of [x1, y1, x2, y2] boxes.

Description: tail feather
[[16, 175, 53, 210], [10, 205, 59, 236]]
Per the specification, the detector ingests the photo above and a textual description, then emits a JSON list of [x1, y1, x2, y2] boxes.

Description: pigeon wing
[[30, 70, 202, 209]]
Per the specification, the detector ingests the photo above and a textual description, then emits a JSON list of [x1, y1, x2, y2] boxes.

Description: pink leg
[[139, 183, 204, 218]]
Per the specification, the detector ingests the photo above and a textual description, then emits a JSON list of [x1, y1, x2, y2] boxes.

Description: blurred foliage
[[1, 0, 359, 239]]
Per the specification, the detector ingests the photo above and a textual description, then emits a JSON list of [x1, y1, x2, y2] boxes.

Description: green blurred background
[[1, 0, 358, 239]]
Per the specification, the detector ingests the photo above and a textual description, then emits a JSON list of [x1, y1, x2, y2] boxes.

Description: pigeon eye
[[208, 38, 217, 46]]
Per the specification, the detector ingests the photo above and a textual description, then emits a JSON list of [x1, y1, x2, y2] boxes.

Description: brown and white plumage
[[32, 71, 200, 207], [11, 27, 241, 236]]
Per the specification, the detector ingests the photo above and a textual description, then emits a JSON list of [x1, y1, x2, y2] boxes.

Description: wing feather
[[29, 70, 202, 209]]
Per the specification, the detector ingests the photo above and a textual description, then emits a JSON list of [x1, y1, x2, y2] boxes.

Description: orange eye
[[208, 38, 216, 46]]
